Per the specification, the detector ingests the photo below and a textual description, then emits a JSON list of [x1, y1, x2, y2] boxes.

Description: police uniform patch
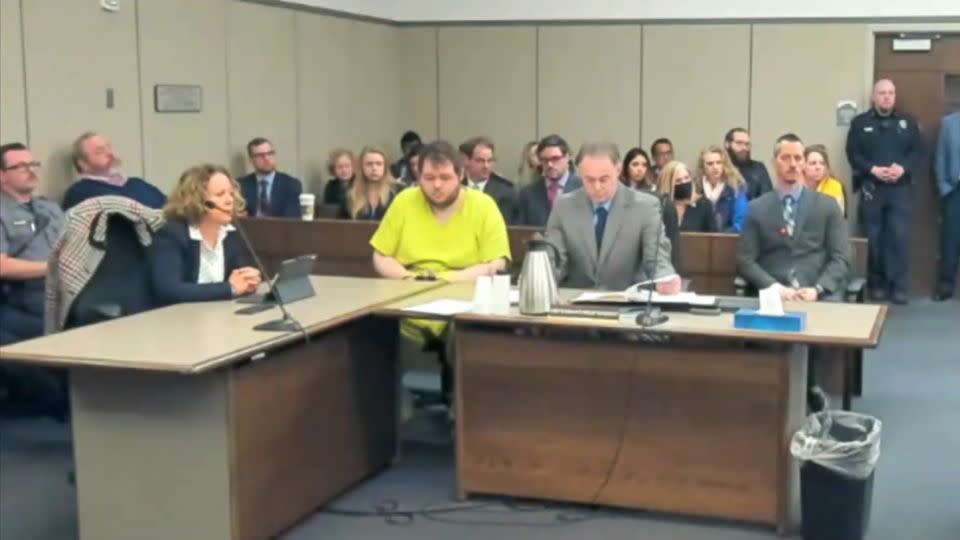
[[899, 119, 907, 129]]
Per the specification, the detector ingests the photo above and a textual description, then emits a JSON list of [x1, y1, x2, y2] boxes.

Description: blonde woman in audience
[[339, 146, 397, 220], [323, 148, 355, 208], [804, 144, 846, 216], [656, 160, 716, 272], [695, 145, 748, 232], [620, 147, 656, 191], [515, 141, 540, 188]]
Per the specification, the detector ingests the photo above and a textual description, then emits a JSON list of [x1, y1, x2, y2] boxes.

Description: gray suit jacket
[[544, 184, 675, 290], [737, 188, 851, 294]]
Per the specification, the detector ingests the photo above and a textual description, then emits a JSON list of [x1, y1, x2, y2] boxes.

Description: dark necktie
[[259, 179, 271, 217], [783, 194, 795, 236], [595, 206, 608, 254]]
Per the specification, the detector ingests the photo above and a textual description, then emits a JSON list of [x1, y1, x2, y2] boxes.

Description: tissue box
[[734, 309, 806, 332]]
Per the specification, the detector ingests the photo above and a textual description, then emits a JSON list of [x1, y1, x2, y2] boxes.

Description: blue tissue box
[[734, 309, 806, 332]]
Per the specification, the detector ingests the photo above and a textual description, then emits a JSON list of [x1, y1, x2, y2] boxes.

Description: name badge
[[899, 119, 908, 130], [863, 126, 874, 132]]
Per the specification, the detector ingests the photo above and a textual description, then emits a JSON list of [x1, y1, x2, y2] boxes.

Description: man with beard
[[63, 131, 166, 211], [370, 139, 510, 283], [370, 140, 511, 409], [725, 127, 773, 200]]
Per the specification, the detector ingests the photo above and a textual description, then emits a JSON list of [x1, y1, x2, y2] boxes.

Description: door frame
[[863, 23, 960, 101]]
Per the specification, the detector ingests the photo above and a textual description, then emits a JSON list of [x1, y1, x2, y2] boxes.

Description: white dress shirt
[[188, 224, 235, 284]]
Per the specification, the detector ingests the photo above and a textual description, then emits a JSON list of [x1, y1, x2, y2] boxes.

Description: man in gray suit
[[544, 142, 680, 293], [738, 133, 851, 301]]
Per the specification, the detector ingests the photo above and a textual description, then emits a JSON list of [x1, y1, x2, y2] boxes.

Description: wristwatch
[[815, 284, 827, 300]]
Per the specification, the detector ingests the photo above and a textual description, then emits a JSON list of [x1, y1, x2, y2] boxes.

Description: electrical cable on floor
[[586, 355, 641, 505], [322, 498, 604, 527]]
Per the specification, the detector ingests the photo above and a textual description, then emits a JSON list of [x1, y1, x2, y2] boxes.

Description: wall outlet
[[100, 0, 120, 12]]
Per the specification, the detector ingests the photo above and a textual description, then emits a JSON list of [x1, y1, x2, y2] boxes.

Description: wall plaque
[[154, 84, 202, 113]]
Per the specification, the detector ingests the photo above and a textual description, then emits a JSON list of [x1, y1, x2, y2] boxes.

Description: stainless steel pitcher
[[517, 238, 558, 315]]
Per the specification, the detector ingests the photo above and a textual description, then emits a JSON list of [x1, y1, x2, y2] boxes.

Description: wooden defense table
[[379, 284, 887, 534], [0, 276, 442, 540]]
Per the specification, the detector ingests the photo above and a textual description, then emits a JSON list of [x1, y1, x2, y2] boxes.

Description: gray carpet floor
[[2, 299, 958, 540]]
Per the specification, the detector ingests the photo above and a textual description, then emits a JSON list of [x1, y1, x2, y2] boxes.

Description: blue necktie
[[783, 195, 795, 236], [595, 206, 608, 254]]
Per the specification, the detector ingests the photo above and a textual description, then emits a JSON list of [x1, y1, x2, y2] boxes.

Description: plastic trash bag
[[790, 411, 881, 480]]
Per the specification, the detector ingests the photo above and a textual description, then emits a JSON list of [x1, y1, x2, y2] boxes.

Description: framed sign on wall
[[154, 84, 202, 113]]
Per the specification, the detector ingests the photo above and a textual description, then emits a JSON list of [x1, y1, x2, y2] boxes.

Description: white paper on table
[[624, 274, 681, 293], [626, 290, 717, 306], [508, 288, 519, 305], [757, 284, 785, 316], [403, 299, 474, 316]]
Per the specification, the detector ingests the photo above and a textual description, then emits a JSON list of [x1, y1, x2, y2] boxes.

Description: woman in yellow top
[[804, 144, 846, 216]]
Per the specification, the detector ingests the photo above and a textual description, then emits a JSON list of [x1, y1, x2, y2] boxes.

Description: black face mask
[[673, 182, 693, 200]]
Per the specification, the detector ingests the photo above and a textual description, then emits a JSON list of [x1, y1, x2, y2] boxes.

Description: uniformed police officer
[[0, 142, 68, 417], [1, 142, 65, 344], [846, 79, 923, 305]]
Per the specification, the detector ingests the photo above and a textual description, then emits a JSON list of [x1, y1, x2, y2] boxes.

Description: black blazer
[[323, 177, 351, 207], [516, 175, 583, 227], [662, 199, 716, 273], [149, 218, 252, 306], [464, 174, 518, 224], [238, 171, 303, 218], [337, 188, 397, 221]]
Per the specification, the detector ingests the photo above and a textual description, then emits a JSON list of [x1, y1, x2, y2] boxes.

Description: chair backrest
[[65, 214, 154, 329]]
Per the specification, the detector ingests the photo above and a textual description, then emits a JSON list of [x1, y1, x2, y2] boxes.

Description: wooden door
[[874, 34, 960, 296]]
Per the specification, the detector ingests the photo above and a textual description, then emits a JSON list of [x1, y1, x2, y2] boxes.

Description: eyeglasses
[[251, 151, 276, 158], [1, 161, 42, 172], [540, 155, 567, 166]]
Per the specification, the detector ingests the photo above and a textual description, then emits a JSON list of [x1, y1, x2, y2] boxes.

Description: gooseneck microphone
[[203, 201, 305, 336], [635, 194, 670, 328]]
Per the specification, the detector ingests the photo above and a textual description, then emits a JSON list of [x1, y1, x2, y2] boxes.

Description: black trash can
[[800, 461, 875, 540], [791, 412, 881, 540]]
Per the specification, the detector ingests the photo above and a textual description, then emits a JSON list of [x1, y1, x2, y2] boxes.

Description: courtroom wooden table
[[0, 276, 442, 540], [378, 284, 887, 534]]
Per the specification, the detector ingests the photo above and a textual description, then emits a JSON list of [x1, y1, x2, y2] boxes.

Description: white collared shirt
[[468, 177, 488, 192], [188, 224, 235, 284]]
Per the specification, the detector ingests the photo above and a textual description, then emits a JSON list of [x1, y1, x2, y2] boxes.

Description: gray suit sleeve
[[640, 197, 675, 281], [816, 201, 851, 294], [543, 203, 568, 284], [737, 204, 779, 289]]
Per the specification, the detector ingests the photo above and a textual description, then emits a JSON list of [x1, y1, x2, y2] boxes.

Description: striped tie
[[783, 194, 795, 237]]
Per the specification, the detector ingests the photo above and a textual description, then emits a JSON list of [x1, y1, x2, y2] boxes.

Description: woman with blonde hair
[[150, 164, 261, 305], [657, 160, 717, 233], [339, 146, 398, 220], [323, 148, 355, 207], [695, 145, 748, 232], [804, 144, 846, 216], [516, 141, 540, 187]]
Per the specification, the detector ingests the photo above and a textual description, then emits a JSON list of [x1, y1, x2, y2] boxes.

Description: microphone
[[635, 194, 670, 328], [203, 200, 305, 336]]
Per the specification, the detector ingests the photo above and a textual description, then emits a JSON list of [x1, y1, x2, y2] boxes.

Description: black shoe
[[807, 386, 828, 413], [890, 292, 909, 305], [933, 290, 954, 302]]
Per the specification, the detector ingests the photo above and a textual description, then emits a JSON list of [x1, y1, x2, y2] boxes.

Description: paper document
[[571, 290, 716, 306], [625, 274, 681, 292], [509, 288, 519, 305], [757, 284, 785, 316], [403, 299, 474, 316]]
